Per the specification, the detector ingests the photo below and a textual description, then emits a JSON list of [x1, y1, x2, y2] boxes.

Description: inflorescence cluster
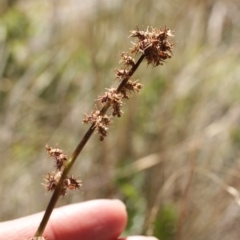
[[32, 26, 173, 240], [43, 145, 82, 196], [130, 27, 173, 66], [83, 27, 174, 141]]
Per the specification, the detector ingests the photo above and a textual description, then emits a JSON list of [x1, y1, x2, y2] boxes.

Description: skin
[[0, 199, 158, 240]]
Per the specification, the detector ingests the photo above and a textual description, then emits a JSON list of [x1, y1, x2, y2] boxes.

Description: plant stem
[[116, 54, 145, 92], [34, 53, 145, 237], [34, 125, 95, 237]]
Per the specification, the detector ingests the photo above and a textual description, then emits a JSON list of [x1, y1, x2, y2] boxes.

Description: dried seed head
[[82, 109, 101, 124], [120, 52, 135, 67], [119, 80, 143, 99], [115, 69, 129, 80], [45, 145, 67, 170], [129, 29, 147, 40], [98, 88, 121, 105], [43, 171, 82, 196], [101, 115, 112, 126], [61, 175, 82, 195], [83, 109, 112, 141], [130, 27, 174, 66], [46, 145, 63, 158], [43, 171, 62, 192], [96, 122, 109, 141], [82, 26, 174, 141], [64, 176, 82, 190], [98, 88, 123, 117]]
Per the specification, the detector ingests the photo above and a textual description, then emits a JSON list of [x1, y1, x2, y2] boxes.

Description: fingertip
[[0, 199, 128, 240], [48, 199, 128, 240], [111, 199, 127, 215]]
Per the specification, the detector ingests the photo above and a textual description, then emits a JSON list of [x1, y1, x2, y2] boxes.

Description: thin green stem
[[34, 53, 145, 237]]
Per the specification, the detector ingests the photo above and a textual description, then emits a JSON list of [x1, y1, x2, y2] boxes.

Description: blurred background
[[1, 0, 240, 239]]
